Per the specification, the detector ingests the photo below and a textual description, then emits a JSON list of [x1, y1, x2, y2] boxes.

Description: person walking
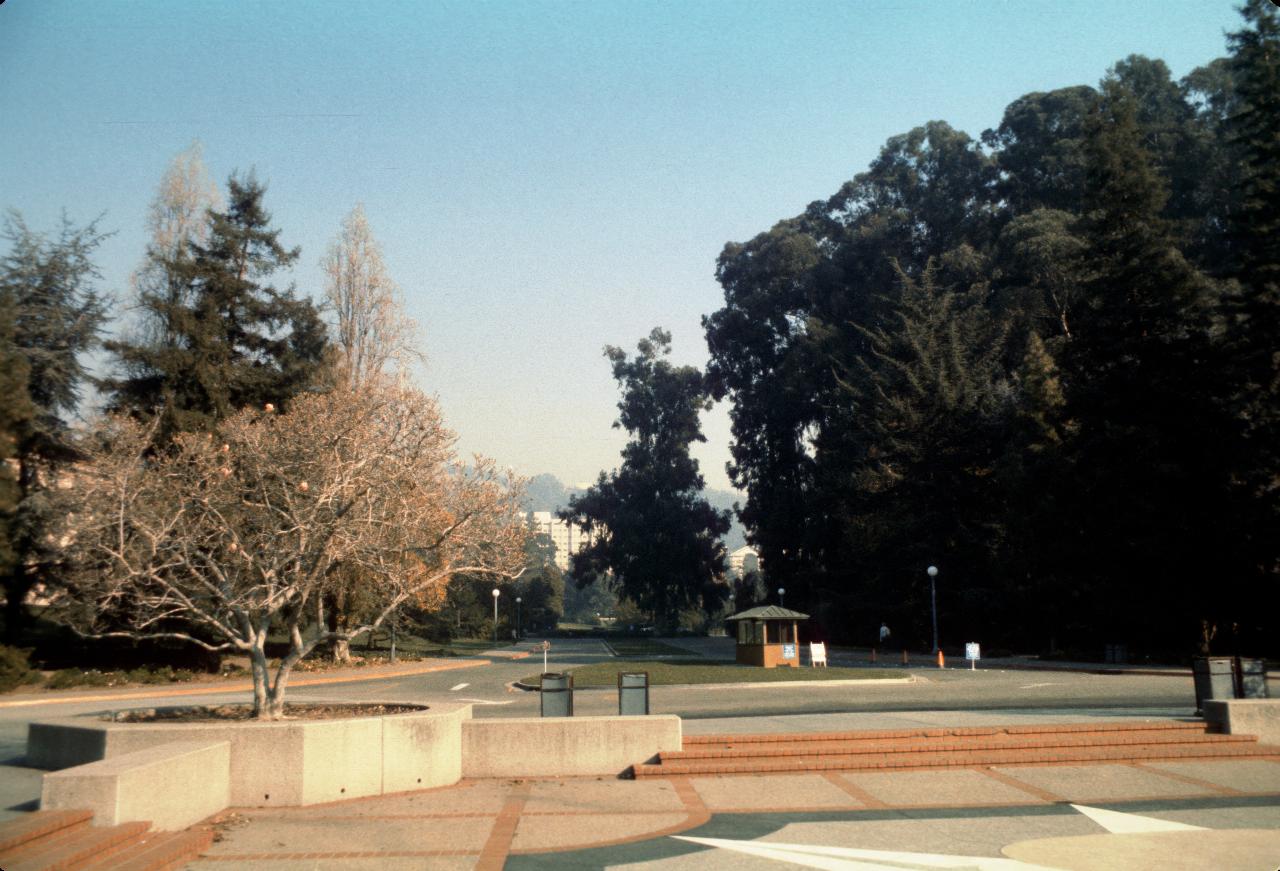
[[879, 622, 891, 644]]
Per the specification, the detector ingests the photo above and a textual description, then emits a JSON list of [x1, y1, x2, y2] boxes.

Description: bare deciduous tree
[[56, 381, 526, 718], [130, 141, 221, 348], [323, 205, 421, 388]]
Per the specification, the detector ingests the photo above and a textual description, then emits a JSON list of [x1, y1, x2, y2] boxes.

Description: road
[[0, 636, 1203, 817]]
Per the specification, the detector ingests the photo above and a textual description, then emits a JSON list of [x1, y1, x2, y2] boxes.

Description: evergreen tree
[[820, 266, 1012, 645], [105, 174, 329, 440], [561, 329, 730, 632], [1062, 79, 1241, 651], [1222, 0, 1280, 646], [0, 213, 109, 640], [0, 295, 35, 632]]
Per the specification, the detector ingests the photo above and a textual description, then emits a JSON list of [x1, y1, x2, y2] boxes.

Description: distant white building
[[727, 545, 759, 578], [529, 511, 596, 572]]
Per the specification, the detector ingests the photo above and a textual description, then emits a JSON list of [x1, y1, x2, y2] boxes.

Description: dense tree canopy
[[704, 5, 1279, 657]]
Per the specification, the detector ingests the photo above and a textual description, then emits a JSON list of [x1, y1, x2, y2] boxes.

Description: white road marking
[[450, 683, 469, 691], [456, 697, 513, 706], [672, 835, 1059, 869], [1071, 804, 1203, 834], [1019, 682, 1061, 689]]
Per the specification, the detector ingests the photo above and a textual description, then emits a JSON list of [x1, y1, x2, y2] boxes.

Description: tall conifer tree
[[105, 174, 329, 440], [0, 214, 109, 640]]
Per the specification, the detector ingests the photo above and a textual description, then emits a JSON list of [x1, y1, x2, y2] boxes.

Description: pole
[[493, 595, 498, 645], [931, 574, 938, 654], [927, 565, 939, 654]]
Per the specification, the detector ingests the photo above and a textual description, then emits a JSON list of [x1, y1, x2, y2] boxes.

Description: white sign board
[[782, 643, 796, 659], [965, 642, 981, 661], [809, 642, 827, 667]]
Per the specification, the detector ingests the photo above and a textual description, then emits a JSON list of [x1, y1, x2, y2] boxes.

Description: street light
[[492, 588, 501, 645], [927, 566, 939, 653], [778, 587, 786, 609], [516, 596, 522, 639]]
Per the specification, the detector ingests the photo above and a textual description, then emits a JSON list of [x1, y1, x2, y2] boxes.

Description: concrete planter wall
[[29, 703, 470, 808], [30, 703, 684, 830]]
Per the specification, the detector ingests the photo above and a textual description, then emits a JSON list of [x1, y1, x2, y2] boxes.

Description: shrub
[[0, 645, 42, 693], [47, 668, 112, 689]]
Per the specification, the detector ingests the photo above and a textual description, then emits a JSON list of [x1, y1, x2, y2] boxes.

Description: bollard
[[936, 650, 945, 668], [871, 648, 877, 664], [901, 649, 909, 665]]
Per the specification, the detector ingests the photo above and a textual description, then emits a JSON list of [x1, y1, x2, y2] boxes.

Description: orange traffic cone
[[936, 649, 945, 668]]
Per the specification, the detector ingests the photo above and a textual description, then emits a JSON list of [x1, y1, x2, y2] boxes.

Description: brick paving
[[180, 753, 1280, 870]]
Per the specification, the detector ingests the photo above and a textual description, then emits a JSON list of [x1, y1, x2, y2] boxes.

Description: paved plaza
[[183, 733, 1280, 870], [2, 642, 1277, 869]]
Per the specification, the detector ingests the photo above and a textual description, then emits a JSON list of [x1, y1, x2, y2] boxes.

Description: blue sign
[[782, 643, 796, 659]]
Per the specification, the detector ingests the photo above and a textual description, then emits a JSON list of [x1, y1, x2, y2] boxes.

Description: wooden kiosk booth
[[726, 605, 810, 668]]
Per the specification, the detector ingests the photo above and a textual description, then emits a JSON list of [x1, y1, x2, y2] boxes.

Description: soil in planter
[[105, 702, 425, 723]]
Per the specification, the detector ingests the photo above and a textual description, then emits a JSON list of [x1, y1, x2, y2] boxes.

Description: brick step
[[0, 810, 94, 854], [78, 829, 214, 871], [635, 741, 1279, 778], [665, 731, 1257, 761], [682, 720, 1211, 747], [1, 820, 150, 871]]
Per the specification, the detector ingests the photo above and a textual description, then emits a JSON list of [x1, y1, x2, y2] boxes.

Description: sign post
[[538, 640, 551, 673], [965, 642, 981, 671]]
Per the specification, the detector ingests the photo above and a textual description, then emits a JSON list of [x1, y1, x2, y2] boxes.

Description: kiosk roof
[[725, 605, 810, 621]]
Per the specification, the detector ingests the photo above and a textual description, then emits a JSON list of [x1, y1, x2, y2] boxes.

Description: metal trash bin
[[1239, 658, 1270, 699], [618, 671, 649, 716], [1193, 657, 1236, 715], [540, 672, 573, 717]]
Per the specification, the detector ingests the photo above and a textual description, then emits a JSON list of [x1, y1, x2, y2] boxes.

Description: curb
[[0, 658, 491, 709]]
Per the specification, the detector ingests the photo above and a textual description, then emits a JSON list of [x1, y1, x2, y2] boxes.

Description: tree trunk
[[330, 636, 351, 662], [249, 648, 272, 718]]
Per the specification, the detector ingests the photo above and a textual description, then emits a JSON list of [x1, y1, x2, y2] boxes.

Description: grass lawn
[[523, 660, 901, 687], [601, 638, 699, 657]]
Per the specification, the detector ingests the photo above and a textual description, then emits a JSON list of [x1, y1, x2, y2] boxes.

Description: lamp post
[[927, 566, 939, 654], [492, 588, 501, 645], [778, 587, 786, 609], [516, 596, 522, 639]]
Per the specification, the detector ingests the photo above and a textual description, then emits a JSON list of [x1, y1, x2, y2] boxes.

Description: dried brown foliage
[[56, 380, 526, 717]]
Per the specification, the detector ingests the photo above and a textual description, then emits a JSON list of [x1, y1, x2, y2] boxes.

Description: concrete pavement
[[4, 639, 1277, 868], [179, 707, 1280, 870]]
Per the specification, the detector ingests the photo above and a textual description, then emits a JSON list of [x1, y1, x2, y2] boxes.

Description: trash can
[[1104, 644, 1128, 664], [1239, 658, 1270, 699], [618, 671, 649, 716], [1193, 657, 1236, 715], [540, 672, 573, 717]]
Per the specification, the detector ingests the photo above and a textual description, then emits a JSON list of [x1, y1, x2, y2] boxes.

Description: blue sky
[[0, 0, 1244, 491]]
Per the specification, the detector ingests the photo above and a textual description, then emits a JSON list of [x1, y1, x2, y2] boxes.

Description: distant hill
[[522, 473, 747, 551]]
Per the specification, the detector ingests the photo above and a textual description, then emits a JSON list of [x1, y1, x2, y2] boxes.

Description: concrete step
[[681, 720, 1212, 747], [1, 819, 150, 871], [78, 829, 214, 871], [664, 730, 1259, 762], [634, 721, 1280, 778], [0, 810, 93, 854], [635, 739, 1278, 777]]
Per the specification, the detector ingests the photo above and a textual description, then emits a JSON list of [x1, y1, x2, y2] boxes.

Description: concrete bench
[[1204, 699, 1280, 747], [461, 715, 682, 778], [41, 740, 230, 831]]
